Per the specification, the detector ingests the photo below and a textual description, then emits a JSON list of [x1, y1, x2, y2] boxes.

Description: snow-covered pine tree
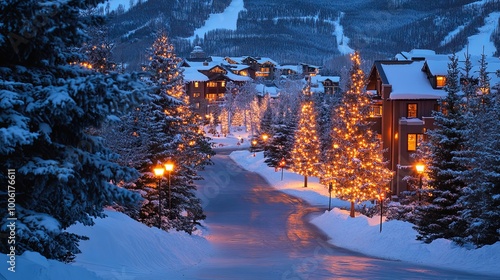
[[322, 52, 392, 217], [456, 54, 500, 247], [415, 54, 469, 243], [290, 84, 321, 188], [0, 0, 147, 261], [130, 30, 212, 233]]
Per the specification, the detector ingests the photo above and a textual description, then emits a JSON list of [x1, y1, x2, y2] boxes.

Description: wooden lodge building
[[367, 49, 500, 194]]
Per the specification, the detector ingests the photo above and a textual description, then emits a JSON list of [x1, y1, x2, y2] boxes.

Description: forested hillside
[[104, 0, 500, 71]]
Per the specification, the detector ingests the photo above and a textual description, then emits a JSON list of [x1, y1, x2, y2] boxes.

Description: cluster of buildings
[[180, 47, 500, 194], [181, 46, 340, 116]]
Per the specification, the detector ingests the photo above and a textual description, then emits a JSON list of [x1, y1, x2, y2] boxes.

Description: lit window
[[194, 102, 200, 109], [221, 81, 226, 87], [207, 81, 217, 87], [436, 76, 446, 88], [370, 105, 382, 117], [193, 92, 201, 98], [407, 103, 417, 118], [194, 82, 199, 88], [206, 93, 217, 102], [408, 133, 424, 151]]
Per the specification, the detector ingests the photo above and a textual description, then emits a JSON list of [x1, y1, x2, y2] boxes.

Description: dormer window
[[436, 76, 446, 88]]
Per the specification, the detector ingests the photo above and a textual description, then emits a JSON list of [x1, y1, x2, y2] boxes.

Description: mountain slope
[[103, 0, 500, 71]]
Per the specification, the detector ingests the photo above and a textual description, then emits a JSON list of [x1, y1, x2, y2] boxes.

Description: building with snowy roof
[[181, 46, 339, 116], [367, 51, 500, 194]]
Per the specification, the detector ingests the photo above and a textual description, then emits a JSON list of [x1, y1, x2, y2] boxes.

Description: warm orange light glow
[[416, 163, 425, 173], [252, 140, 257, 146], [164, 162, 174, 172], [262, 134, 269, 141], [153, 167, 165, 177]]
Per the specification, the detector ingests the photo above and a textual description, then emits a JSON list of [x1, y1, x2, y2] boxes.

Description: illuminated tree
[[323, 52, 392, 217], [290, 84, 321, 188]]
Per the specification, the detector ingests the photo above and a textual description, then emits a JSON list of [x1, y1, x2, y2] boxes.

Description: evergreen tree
[[415, 54, 469, 243], [290, 84, 321, 188], [122, 31, 213, 234], [322, 52, 392, 217], [0, 0, 147, 261], [457, 54, 500, 247]]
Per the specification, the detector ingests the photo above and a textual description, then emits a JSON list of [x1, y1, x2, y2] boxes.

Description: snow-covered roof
[[255, 57, 278, 65], [424, 60, 449, 76], [310, 75, 340, 84], [182, 67, 209, 82], [255, 84, 279, 98], [380, 61, 447, 100], [225, 71, 252, 82]]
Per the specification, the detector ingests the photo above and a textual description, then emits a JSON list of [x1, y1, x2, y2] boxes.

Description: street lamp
[[415, 163, 425, 202], [262, 134, 269, 142], [164, 161, 174, 212], [279, 158, 286, 181], [153, 166, 165, 229], [251, 139, 257, 157]]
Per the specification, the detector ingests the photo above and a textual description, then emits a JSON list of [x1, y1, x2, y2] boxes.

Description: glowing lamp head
[[252, 140, 257, 146], [262, 134, 269, 141], [164, 162, 174, 172], [153, 167, 165, 177], [416, 163, 425, 173]]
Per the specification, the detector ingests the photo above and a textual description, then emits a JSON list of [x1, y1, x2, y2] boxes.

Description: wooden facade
[[367, 60, 445, 194]]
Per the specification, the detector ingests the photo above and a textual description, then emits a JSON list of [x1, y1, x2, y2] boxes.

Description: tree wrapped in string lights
[[290, 84, 321, 188], [323, 52, 393, 217]]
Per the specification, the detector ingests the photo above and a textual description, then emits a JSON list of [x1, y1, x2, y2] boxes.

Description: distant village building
[[181, 46, 340, 116]]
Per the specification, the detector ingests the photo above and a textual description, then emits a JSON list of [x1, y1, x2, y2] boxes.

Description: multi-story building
[[366, 49, 499, 194]]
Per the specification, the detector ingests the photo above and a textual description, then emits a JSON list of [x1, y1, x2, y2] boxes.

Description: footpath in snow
[[229, 150, 500, 277]]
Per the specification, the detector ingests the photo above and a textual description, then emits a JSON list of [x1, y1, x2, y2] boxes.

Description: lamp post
[[415, 163, 425, 202], [164, 161, 174, 212], [153, 166, 165, 229], [328, 182, 333, 211], [251, 139, 257, 157], [279, 158, 286, 181]]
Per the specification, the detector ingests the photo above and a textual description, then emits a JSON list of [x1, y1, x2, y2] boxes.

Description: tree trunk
[[350, 201, 355, 218], [304, 175, 308, 188]]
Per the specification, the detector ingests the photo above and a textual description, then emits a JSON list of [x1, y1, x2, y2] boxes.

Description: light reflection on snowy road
[[177, 154, 493, 280]]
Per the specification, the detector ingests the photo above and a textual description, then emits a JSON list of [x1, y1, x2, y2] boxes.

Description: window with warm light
[[436, 76, 446, 88], [193, 92, 201, 98], [407, 103, 417, 118], [207, 81, 217, 87], [194, 81, 199, 88], [408, 133, 424, 151], [221, 81, 226, 87], [206, 93, 217, 102], [370, 105, 382, 117]]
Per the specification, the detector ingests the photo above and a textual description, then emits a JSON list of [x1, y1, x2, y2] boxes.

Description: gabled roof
[[311, 75, 340, 84], [374, 60, 446, 100]]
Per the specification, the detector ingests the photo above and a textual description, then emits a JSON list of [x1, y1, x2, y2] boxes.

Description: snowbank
[[1, 210, 212, 280], [68, 210, 212, 279], [229, 150, 500, 277]]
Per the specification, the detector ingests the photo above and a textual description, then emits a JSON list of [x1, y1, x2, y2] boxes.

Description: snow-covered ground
[[326, 12, 355, 55], [186, 0, 245, 42], [455, 11, 500, 57], [1, 210, 213, 280], [228, 150, 500, 277]]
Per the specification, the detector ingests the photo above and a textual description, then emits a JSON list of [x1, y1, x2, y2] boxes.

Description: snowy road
[[176, 154, 492, 279]]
